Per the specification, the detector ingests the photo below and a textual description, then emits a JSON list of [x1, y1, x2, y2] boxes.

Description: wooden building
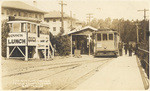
[[68, 26, 97, 56], [7, 21, 54, 61]]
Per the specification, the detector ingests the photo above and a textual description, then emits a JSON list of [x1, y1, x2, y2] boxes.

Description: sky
[[24, 0, 149, 22]]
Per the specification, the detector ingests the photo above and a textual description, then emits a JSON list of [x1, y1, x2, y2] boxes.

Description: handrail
[[138, 47, 149, 53]]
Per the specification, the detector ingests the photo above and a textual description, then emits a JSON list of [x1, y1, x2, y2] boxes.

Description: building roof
[[2, 1, 47, 13], [66, 26, 98, 35], [44, 11, 69, 18]]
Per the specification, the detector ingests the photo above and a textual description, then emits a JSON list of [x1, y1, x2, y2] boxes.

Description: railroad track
[[59, 58, 113, 90], [6, 58, 113, 90], [3, 58, 109, 77]]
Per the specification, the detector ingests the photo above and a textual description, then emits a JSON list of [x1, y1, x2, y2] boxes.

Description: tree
[[2, 19, 10, 57]]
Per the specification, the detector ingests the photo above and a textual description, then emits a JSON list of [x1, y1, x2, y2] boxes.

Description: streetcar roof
[[94, 29, 118, 33]]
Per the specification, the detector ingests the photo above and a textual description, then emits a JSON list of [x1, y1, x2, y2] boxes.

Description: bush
[[1, 20, 10, 57], [50, 35, 71, 56]]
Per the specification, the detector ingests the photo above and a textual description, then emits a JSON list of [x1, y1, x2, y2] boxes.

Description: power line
[[59, 0, 67, 34], [86, 13, 93, 24], [137, 9, 149, 20]]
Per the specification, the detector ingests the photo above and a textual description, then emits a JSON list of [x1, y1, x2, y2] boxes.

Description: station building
[[67, 26, 97, 56]]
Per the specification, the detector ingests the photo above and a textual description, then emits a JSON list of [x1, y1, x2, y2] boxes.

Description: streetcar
[[93, 29, 119, 57], [7, 21, 54, 60]]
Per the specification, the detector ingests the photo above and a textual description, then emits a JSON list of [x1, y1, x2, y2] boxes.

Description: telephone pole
[[59, 0, 67, 34], [138, 9, 149, 21], [70, 11, 73, 30], [137, 9, 149, 42], [86, 13, 93, 24]]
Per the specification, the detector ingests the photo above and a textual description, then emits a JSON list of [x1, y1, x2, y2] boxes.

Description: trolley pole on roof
[[59, 0, 67, 34]]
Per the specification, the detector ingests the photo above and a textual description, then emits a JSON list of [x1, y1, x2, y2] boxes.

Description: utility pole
[[86, 13, 93, 24], [138, 9, 149, 21], [136, 23, 139, 43], [59, 0, 67, 34], [137, 9, 149, 42], [70, 11, 73, 30]]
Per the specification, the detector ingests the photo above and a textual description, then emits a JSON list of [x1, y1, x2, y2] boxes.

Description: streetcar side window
[[21, 23, 26, 32], [31, 24, 36, 33], [109, 34, 113, 40], [27, 23, 30, 32], [97, 33, 101, 41], [103, 34, 107, 40], [12, 23, 21, 32]]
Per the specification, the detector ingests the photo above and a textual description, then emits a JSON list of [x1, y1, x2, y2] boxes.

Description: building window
[[109, 34, 113, 40], [97, 33, 101, 41], [18, 12, 21, 16], [10, 10, 13, 15], [35, 14, 37, 18], [29, 13, 32, 17], [103, 34, 107, 40], [46, 19, 49, 23], [24, 12, 28, 17], [6, 9, 10, 15], [53, 19, 56, 22], [53, 27, 56, 31], [13, 10, 17, 16], [39, 14, 41, 19]]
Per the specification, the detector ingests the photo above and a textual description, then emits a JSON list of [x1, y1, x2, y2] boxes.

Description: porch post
[[25, 23, 28, 61], [7, 46, 9, 59], [88, 34, 90, 56], [25, 46, 28, 61], [71, 34, 72, 56], [48, 44, 50, 59], [45, 45, 47, 61]]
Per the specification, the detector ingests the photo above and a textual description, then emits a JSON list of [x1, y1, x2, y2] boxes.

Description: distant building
[[44, 11, 82, 36], [1, 1, 46, 23]]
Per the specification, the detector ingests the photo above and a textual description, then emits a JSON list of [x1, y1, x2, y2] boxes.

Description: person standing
[[124, 43, 128, 55], [128, 44, 132, 56], [119, 42, 123, 56]]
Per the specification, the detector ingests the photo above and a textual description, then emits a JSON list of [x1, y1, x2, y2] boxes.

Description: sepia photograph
[[0, 0, 149, 90]]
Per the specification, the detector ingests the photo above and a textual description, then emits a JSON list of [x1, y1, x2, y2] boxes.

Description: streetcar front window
[[109, 34, 113, 40], [103, 34, 107, 40], [97, 33, 101, 41], [12, 23, 20, 32]]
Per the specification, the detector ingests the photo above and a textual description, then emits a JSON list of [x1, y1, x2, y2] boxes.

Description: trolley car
[[94, 29, 119, 57], [7, 21, 54, 61]]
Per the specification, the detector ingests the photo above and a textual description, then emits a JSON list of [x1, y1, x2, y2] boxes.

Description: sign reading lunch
[[7, 33, 26, 46]]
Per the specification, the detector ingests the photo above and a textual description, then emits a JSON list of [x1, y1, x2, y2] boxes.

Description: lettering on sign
[[8, 39, 26, 44], [9, 34, 24, 37], [28, 37, 36, 42]]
